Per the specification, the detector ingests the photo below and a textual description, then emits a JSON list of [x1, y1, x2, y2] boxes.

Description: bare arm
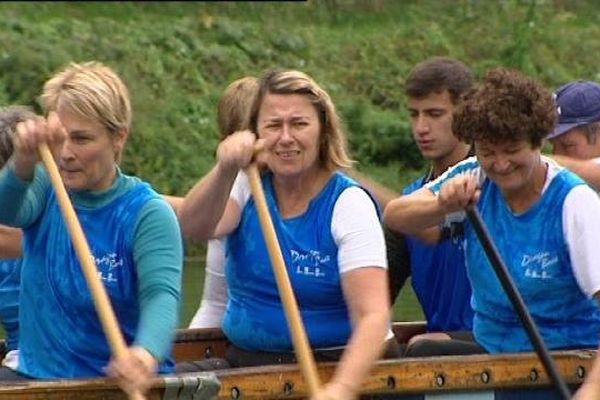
[[573, 354, 600, 400], [0, 225, 22, 258], [178, 130, 255, 241], [383, 174, 479, 243], [550, 154, 600, 190], [318, 267, 391, 400], [383, 187, 447, 235], [345, 170, 399, 210], [162, 195, 183, 214], [178, 164, 239, 241], [574, 287, 600, 400]]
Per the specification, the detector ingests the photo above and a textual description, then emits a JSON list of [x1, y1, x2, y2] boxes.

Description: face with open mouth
[[57, 109, 126, 192], [257, 93, 321, 179]]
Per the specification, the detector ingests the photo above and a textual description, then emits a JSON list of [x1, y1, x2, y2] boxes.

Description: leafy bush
[[1, 0, 600, 196]]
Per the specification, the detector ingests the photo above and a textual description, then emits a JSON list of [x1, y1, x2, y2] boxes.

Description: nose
[[60, 140, 75, 162], [413, 115, 429, 136], [493, 156, 511, 173], [278, 123, 294, 143]]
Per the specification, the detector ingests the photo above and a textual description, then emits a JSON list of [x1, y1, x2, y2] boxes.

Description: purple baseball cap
[[548, 80, 600, 139]]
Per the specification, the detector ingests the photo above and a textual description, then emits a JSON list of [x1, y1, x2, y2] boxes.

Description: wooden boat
[[0, 321, 593, 399]]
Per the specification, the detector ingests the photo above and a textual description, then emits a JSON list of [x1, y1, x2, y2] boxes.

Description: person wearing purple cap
[[547, 80, 600, 190], [557, 81, 600, 399]]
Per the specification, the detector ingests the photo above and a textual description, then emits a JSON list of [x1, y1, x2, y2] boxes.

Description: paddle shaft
[[466, 207, 570, 400], [38, 144, 144, 400], [245, 164, 321, 394]]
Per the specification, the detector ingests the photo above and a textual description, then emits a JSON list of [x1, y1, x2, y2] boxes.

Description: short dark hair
[[452, 68, 556, 148], [0, 105, 37, 168], [405, 57, 473, 104]]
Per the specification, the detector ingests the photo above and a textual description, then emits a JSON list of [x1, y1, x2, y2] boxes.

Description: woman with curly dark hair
[[384, 68, 600, 355]]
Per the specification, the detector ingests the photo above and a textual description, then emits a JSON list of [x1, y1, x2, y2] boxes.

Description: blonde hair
[[40, 61, 131, 134], [217, 76, 259, 140], [250, 69, 353, 171]]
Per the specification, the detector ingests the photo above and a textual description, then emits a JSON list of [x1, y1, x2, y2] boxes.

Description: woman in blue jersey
[[188, 76, 259, 330], [0, 106, 37, 370], [0, 62, 183, 397], [178, 69, 394, 400], [385, 68, 600, 355]]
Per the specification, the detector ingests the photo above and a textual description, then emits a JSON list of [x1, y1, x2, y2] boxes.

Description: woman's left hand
[[105, 346, 158, 397], [310, 381, 357, 400]]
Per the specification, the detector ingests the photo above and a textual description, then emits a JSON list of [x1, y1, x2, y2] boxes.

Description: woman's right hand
[[573, 381, 600, 400], [310, 381, 357, 400], [437, 174, 480, 213], [215, 130, 258, 173], [13, 112, 66, 179]]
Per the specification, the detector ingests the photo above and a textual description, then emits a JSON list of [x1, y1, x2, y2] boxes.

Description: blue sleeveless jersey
[[403, 177, 473, 332], [19, 181, 173, 378], [0, 258, 21, 351], [467, 169, 600, 353], [223, 172, 364, 351]]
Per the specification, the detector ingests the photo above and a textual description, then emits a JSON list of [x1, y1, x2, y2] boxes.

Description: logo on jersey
[[290, 249, 330, 278], [93, 252, 123, 283], [521, 252, 558, 279]]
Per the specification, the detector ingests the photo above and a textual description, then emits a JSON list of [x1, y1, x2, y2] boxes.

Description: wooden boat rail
[[0, 321, 593, 399]]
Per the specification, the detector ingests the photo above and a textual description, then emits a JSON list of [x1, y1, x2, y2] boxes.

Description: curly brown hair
[[452, 68, 556, 148]]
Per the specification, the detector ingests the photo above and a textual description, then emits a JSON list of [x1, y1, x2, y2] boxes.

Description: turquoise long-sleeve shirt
[[0, 162, 182, 377]]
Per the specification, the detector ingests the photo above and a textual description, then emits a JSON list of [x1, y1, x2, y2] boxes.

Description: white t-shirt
[[188, 238, 227, 329]]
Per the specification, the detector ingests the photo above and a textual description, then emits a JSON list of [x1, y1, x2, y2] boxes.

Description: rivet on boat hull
[[435, 374, 446, 387], [204, 346, 213, 358], [577, 366, 586, 379], [480, 370, 491, 384], [231, 386, 241, 399], [387, 376, 396, 389], [529, 368, 539, 382], [283, 381, 294, 396]]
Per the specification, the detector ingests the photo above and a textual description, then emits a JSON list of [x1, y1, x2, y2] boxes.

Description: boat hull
[[0, 322, 592, 399]]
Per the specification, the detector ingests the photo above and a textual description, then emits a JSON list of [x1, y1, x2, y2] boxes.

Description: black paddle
[[465, 206, 571, 400]]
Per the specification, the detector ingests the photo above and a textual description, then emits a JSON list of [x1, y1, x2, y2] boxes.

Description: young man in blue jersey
[[389, 57, 481, 356]]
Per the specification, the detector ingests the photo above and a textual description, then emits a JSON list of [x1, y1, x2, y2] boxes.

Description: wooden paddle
[[245, 163, 321, 395], [466, 206, 571, 400], [38, 143, 145, 400]]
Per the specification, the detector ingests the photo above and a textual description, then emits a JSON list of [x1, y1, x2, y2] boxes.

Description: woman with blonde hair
[[179, 69, 395, 400], [186, 76, 259, 330], [0, 62, 183, 397]]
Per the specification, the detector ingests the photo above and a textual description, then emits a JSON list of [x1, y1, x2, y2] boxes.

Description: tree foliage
[[1, 1, 600, 194]]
